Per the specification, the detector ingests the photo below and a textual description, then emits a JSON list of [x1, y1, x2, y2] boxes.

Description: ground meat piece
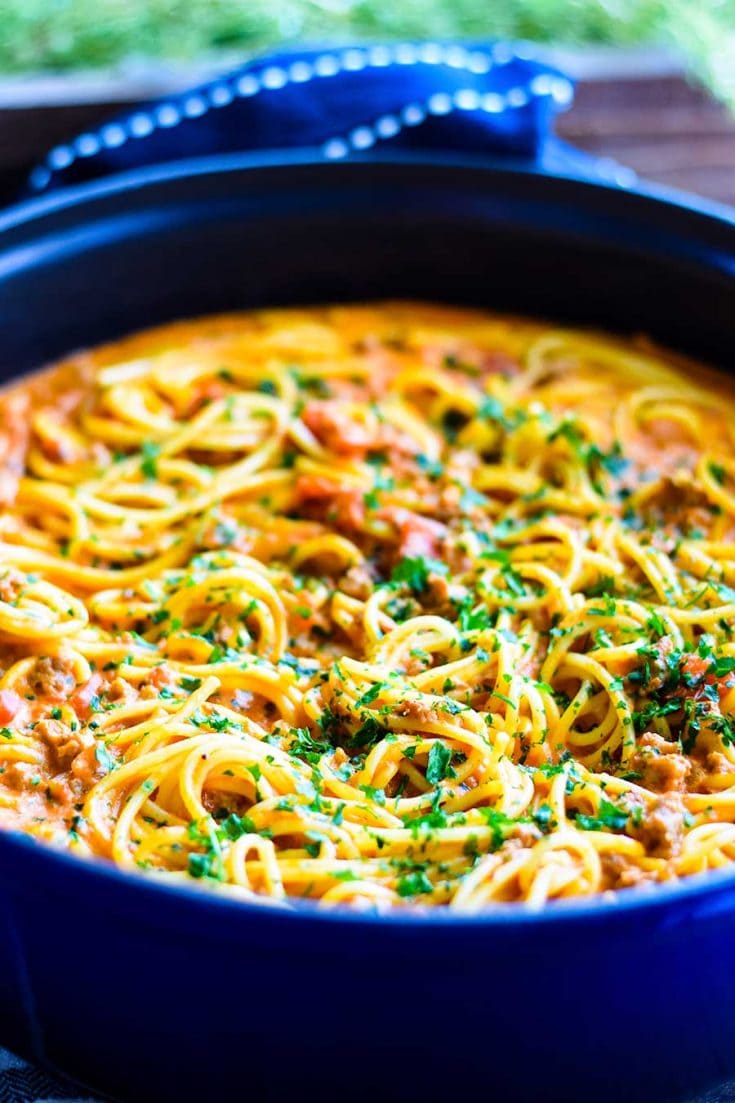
[[70, 742, 104, 787], [641, 475, 713, 537], [704, 751, 735, 780], [107, 676, 136, 703], [0, 568, 26, 604], [149, 665, 175, 690], [686, 759, 707, 791], [35, 717, 93, 767], [3, 762, 39, 790], [632, 792, 685, 858], [332, 746, 349, 768], [601, 851, 649, 890], [629, 731, 692, 792], [28, 656, 76, 700], [394, 698, 439, 724], [339, 564, 375, 601]]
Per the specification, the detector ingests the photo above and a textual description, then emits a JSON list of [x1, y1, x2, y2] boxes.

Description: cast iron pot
[[0, 153, 734, 1103]]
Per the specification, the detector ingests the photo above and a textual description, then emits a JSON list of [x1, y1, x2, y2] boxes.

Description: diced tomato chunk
[[302, 401, 372, 456], [681, 654, 710, 681], [71, 673, 103, 718], [381, 507, 447, 559], [294, 475, 365, 530], [0, 689, 22, 725]]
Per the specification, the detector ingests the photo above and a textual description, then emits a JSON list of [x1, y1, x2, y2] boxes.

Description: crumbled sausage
[[641, 475, 713, 536], [704, 751, 735, 780], [0, 568, 26, 604], [3, 762, 39, 790], [394, 698, 439, 724], [70, 743, 102, 788], [28, 656, 76, 700], [35, 717, 93, 767], [629, 731, 692, 792], [601, 851, 649, 890], [632, 792, 685, 858], [107, 676, 136, 703], [339, 564, 375, 601]]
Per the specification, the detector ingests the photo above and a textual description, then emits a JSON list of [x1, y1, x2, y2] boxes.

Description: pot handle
[[24, 41, 636, 198]]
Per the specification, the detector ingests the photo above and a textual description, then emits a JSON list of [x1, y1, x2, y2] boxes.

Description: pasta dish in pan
[[2, 302, 735, 910]]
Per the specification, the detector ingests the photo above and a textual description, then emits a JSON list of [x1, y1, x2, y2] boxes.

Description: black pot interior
[[0, 156, 733, 378]]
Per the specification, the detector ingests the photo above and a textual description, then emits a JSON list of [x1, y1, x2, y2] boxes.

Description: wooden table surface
[[557, 74, 735, 207], [0, 71, 734, 207]]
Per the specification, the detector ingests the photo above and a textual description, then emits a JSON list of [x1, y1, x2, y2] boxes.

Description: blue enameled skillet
[[0, 152, 734, 1103]]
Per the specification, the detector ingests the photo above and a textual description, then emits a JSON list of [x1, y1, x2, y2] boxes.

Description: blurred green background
[[2, 1, 735, 108]]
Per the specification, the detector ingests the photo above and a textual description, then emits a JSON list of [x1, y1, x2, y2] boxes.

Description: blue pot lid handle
[[26, 41, 637, 196]]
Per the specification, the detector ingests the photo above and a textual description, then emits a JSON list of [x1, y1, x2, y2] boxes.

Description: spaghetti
[[2, 301, 735, 910]]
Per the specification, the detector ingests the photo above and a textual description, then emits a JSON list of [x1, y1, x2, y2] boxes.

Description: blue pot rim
[[2, 147, 735, 235]]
